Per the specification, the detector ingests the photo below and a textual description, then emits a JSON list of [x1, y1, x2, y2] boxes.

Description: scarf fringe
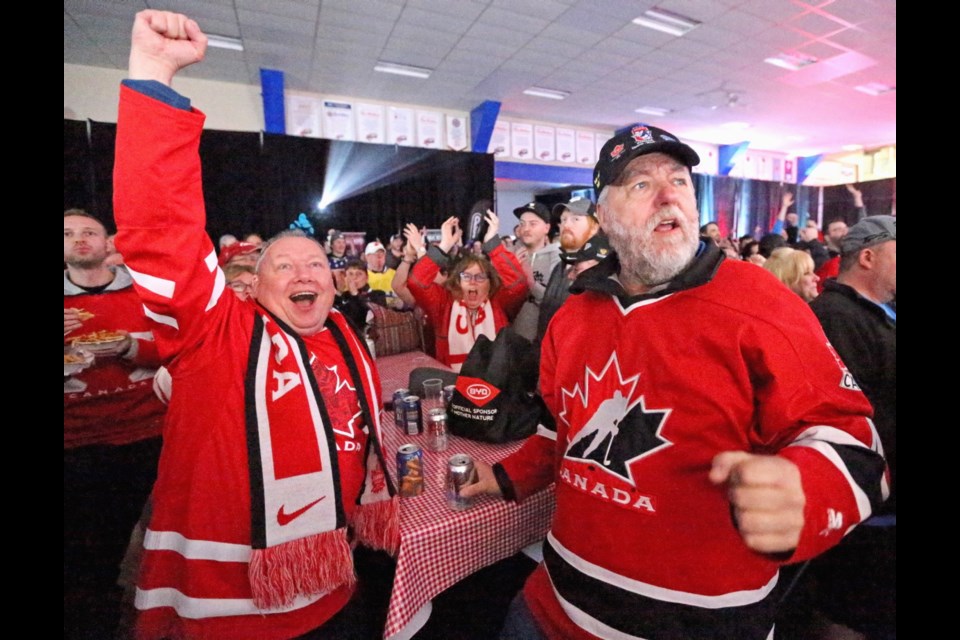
[[248, 528, 355, 609], [354, 496, 401, 556]]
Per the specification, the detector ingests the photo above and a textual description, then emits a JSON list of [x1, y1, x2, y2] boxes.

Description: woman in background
[[407, 213, 527, 371], [764, 247, 820, 302]]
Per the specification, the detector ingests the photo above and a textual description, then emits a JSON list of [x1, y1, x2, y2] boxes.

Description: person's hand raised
[[402, 223, 423, 259], [130, 10, 208, 86], [483, 210, 500, 243], [439, 216, 460, 253]]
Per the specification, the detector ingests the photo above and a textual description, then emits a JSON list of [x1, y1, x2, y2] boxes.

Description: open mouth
[[653, 218, 680, 233], [290, 292, 318, 306]]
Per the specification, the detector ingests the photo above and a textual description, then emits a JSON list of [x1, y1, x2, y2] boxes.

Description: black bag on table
[[447, 327, 551, 443]]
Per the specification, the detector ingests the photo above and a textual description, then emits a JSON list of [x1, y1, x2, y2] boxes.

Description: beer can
[[426, 408, 449, 452], [403, 395, 422, 436], [393, 388, 409, 427], [443, 384, 456, 407], [397, 444, 425, 497], [445, 453, 477, 511]]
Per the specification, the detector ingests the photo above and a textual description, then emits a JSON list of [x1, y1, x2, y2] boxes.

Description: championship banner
[[446, 115, 467, 151], [287, 95, 322, 138], [577, 130, 596, 164], [417, 110, 442, 149], [322, 101, 354, 141], [534, 125, 556, 162], [357, 103, 385, 143], [511, 122, 533, 160], [489, 120, 510, 158], [388, 107, 414, 146], [556, 127, 575, 163]]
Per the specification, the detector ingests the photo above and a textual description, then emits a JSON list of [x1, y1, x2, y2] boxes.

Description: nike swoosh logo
[[277, 496, 325, 526]]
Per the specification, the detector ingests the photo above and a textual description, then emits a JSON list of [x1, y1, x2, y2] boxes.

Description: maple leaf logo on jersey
[[561, 353, 672, 485]]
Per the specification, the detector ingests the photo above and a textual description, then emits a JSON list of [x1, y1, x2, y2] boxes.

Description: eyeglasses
[[459, 272, 489, 283], [228, 281, 253, 293]]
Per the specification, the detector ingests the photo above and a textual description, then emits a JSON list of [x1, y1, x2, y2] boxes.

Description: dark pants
[[64, 437, 162, 640], [499, 592, 547, 640]]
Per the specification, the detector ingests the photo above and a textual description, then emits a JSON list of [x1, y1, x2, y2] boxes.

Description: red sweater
[[407, 243, 527, 367], [114, 84, 383, 640], [500, 255, 886, 640], [64, 267, 165, 448]]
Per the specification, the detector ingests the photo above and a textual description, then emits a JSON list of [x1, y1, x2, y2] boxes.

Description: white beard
[[604, 206, 699, 288]]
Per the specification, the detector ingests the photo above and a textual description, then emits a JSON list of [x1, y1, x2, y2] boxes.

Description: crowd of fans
[[65, 10, 894, 640]]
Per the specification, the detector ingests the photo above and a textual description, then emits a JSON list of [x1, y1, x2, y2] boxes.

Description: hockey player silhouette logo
[[561, 353, 671, 485]]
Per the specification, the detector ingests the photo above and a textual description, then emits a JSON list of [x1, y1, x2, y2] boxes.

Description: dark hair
[[699, 221, 719, 234], [344, 258, 366, 272], [444, 253, 502, 300], [758, 233, 787, 259], [64, 208, 108, 233], [740, 240, 760, 260]]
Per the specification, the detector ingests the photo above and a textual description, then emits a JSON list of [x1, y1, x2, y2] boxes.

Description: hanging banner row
[[286, 94, 610, 165], [488, 121, 608, 165], [287, 95, 467, 150]]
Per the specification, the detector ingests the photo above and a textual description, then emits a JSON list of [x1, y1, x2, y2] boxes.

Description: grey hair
[[254, 229, 325, 273]]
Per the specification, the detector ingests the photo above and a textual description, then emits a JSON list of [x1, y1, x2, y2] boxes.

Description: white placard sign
[[388, 107, 415, 146], [446, 114, 467, 151], [534, 125, 556, 161], [489, 121, 510, 158], [512, 122, 533, 160], [322, 101, 355, 141], [356, 103, 385, 144], [287, 95, 322, 138], [577, 130, 596, 164], [417, 110, 442, 149], [556, 127, 575, 163]]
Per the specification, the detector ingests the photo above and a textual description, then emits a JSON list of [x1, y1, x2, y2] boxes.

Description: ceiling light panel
[[374, 61, 432, 78], [632, 8, 701, 37]]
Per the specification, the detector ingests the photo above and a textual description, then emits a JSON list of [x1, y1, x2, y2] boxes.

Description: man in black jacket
[[808, 215, 896, 640]]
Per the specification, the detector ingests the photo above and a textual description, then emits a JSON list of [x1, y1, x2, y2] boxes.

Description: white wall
[[64, 63, 264, 131], [495, 189, 539, 237]]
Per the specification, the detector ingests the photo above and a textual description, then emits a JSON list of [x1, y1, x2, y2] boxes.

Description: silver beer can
[[427, 408, 449, 452], [445, 453, 477, 511]]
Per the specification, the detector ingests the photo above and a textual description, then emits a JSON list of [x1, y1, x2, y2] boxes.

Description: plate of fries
[[64, 348, 95, 376], [71, 329, 127, 354]]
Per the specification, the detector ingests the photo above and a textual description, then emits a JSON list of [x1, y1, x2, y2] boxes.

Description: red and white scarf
[[447, 300, 497, 372], [246, 309, 398, 609]]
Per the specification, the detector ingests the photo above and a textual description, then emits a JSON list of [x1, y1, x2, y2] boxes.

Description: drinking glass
[[422, 378, 444, 412]]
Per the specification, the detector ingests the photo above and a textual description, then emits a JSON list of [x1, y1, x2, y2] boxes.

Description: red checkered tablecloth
[[375, 352, 556, 639]]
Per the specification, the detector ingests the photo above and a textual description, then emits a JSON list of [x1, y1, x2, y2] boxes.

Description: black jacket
[[810, 279, 896, 514]]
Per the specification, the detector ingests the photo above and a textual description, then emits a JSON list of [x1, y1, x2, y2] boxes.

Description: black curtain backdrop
[[64, 120, 97, 217], [65, 120, 495, 245], [64, 118, 893, 244]]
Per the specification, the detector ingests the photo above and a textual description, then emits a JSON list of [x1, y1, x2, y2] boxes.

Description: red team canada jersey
[[500, 253, 887, 640], [113, 84, 381, 640], [64, 268, 165, 448]]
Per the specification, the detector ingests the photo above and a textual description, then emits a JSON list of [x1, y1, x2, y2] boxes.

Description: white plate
[[64, 349, 95, 376], [72, 333, 126, 354]]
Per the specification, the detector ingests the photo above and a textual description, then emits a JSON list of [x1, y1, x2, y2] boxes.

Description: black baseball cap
[[593, 124, 700, 193], [513, 201, 551, 223]]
